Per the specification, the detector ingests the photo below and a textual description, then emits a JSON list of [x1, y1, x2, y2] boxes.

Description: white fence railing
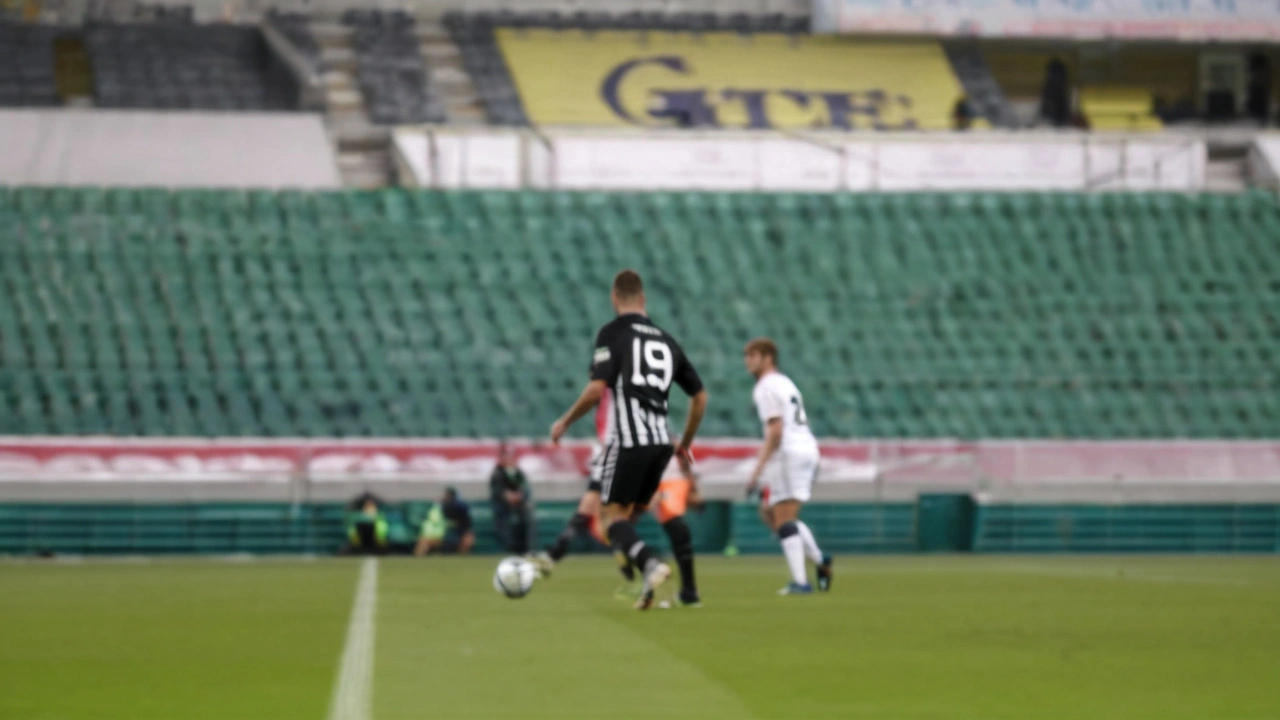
[[394, 126, 1209, 192], [1249, 135, 1280, 189], [813, 0, 1280, 41]]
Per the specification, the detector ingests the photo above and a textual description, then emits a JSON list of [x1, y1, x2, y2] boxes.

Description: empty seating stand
[[86, 22, 296, 111], [443, 12, 526, 126], [343, 10, 445, 125], [2, 188, 1279, 439], [0, 23, 61, 106], [265, 10, 323, 76]]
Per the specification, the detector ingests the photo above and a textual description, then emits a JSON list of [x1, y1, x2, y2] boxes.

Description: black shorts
[[596, 442, 673, 507]]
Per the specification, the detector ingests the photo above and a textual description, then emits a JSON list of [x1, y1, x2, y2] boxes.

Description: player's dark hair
[[612, 269, 644, 300], [745, 337, 778, 364]]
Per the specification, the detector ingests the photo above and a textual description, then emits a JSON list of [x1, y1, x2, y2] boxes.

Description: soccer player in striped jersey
[[546, 270, 708, 609]]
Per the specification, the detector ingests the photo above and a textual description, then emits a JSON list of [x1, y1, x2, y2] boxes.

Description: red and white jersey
[[596, 386, 615, 445]]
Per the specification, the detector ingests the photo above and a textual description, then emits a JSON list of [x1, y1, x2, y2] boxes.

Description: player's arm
[[551, 326, 619, 444], [677, 389, 708, 455], [747, 417, 783, 494], [671, 349, 708, 461], [676, 443, 705, 509], [550, 379, 606, 444]]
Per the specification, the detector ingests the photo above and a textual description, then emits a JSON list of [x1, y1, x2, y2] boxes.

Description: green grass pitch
[[1, 555, 1277, 720]]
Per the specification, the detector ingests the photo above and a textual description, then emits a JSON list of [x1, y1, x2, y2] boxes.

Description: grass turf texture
[[1, 556, 1277, 720]]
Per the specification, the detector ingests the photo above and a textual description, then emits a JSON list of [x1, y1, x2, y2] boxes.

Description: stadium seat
[[85, 23, 296, 111], [0, 23, 60, 107], [1080, 87, 1162, 131], [342, 10, 446, 125], [2, 189, 1280, 439]]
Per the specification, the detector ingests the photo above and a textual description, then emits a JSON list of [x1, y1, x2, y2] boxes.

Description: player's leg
[[771, 498, 812, 593], [794, 521, 822, 563], [593, 510, 639, 596], [602, 446, 672, 610], [789, 454, 833, 591], [602, 500, 668, 610], [534, 489, 597, 574], [765, 458, 813, 592], [795, 520, 832, 590], [534, 448, 610, 575], [656, 478, 699, 606]]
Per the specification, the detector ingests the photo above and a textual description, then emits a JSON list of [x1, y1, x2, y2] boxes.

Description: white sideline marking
[[327, 558, 378, 720]]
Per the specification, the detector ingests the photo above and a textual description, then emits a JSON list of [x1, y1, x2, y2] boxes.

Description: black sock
[[613, 550, 636, 582], [662, 517, 697, 599], [606, 519, 656, 575], [546, 512, 591, 562]]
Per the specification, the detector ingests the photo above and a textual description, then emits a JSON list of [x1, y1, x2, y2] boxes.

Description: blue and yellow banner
[[496, 31, 965, 130]]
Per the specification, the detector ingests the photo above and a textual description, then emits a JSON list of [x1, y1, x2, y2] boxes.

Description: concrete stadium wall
[[73, 0, 809, 23], [0, 110, 340, 189]]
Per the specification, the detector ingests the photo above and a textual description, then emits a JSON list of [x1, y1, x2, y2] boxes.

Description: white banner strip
[[394, 127, 1208, 192]]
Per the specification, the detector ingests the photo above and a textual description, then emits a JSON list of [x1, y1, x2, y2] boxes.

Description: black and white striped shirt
[[589, 313, 703, 449]]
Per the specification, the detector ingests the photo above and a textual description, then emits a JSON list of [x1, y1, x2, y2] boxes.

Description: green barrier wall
[[916, 494, 976, 552], [2, 501, 1278, 556], [973, 503, 1280, 553], [729, 503, 918, 554], [0, 502, 723, 557]]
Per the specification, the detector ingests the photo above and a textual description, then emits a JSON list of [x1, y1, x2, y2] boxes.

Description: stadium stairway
[[943, 43, 1019, 129], [2, 188, 1280, 439], [300, 9, 467, 187]]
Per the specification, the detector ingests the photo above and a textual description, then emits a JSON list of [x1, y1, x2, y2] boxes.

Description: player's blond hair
[[744, 337, 778, 364]]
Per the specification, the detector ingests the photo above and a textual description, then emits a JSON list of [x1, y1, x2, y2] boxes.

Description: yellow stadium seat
[[1081, 86, 1162, 132]]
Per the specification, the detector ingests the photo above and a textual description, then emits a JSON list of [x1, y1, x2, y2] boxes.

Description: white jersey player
[[743, 338, 832, 595]]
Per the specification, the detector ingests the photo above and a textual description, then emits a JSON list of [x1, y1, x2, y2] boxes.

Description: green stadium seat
[[2, 189, 1280, 438]]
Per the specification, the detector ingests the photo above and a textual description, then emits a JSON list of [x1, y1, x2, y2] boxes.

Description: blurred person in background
[[344, 491, 388, 555], [415, 486, 475, 556], [490, 442, 534, 553]]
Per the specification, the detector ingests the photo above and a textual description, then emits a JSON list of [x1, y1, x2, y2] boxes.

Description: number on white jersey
[[790, 394, 808, 426]]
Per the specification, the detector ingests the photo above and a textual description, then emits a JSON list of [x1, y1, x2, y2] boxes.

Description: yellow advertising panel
[[496, 30, 965, 130]]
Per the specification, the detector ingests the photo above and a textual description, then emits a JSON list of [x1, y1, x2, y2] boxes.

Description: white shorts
[[765, 449, 819, 506]]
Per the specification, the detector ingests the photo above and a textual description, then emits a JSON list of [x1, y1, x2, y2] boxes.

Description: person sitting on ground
[[344, 491, 388, 555], [415, 486, 475, 556]]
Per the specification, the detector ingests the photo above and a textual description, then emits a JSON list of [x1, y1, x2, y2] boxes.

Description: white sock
[[780, 535, 808, 586], [796, 521, 824, 564]]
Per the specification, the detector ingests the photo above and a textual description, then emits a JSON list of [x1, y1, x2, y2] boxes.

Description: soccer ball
[[493, 556, 538, 599]]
